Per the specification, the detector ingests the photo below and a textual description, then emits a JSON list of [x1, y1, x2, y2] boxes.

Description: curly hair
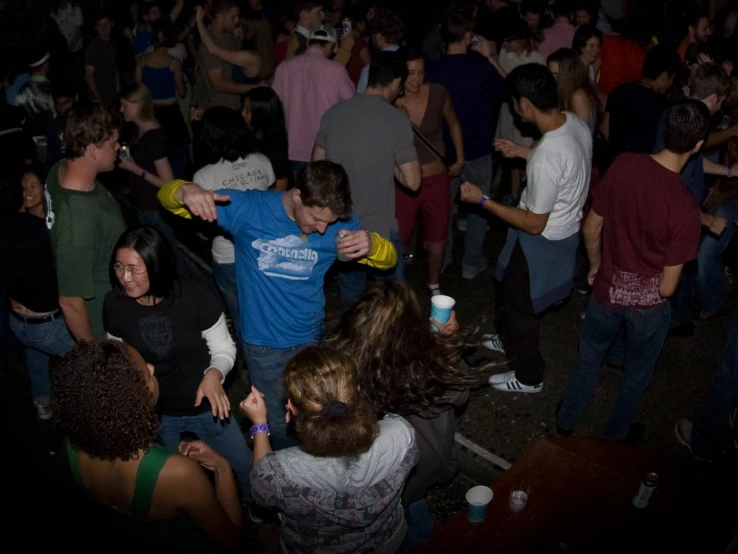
[[51, 341, 159, 462], [326, 282, 486, 415], [283, 347, 378, 458]]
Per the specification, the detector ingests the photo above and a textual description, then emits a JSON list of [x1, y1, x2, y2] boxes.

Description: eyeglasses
[[113, 263, 147, 276]]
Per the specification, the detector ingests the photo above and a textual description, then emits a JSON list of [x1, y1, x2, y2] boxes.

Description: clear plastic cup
[[509, 486, 530, 512], [334, 232, 351, 262]]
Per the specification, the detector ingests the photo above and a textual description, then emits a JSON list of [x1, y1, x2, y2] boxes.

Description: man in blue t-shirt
[[426, 10, 506, 280], [159, 161, 397, 448], [652, 63, 734, 335]]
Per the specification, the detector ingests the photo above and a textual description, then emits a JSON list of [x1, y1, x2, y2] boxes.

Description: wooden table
[[417, 437, 680, 554]]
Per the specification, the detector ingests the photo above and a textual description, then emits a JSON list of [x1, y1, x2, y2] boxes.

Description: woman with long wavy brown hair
[[547, 47, 600, 134], [326, 281, 485, 547]]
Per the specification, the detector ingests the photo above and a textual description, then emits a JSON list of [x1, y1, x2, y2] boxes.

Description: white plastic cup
[[466, 485, 493, 522], [430, 295, 455, 331]]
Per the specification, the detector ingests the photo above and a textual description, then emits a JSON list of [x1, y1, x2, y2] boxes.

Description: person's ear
[[292, 188, 302, 205], [520, 97, 533, 116], [692, 139, 705, 155], [85, 143, 97, 161], [146, 363, 155, 376]]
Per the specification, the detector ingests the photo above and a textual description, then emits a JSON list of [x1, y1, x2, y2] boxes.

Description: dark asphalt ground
[[3, 215, 738, 552]]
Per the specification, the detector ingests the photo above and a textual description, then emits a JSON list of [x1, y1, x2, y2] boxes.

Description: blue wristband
[[479, 194, 489, 207], [249, 423, 270, 439]]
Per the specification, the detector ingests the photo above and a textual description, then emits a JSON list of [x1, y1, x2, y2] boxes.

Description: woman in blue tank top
[[52, 341, 242, 552], [136, 19, 190, 177]]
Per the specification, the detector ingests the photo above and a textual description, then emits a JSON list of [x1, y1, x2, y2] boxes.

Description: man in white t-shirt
[[460, 64, 592, 394], [194, 108, 275, 334]]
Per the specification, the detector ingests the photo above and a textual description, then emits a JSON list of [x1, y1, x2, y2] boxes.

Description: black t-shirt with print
[[103, 280, 224, 417]]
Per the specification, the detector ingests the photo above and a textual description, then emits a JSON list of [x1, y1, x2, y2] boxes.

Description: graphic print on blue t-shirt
[[252, 235, 319, 280], [215, 190, 360, 348]]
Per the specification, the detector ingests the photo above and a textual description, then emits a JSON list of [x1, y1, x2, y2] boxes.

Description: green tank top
[[66, 441, 172, 519], [66, 442, 217, 552]]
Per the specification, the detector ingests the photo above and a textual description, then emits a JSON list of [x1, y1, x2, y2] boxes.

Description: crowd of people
[[2, 0, 738, 551]]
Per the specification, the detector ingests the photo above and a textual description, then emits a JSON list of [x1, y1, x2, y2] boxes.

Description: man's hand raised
[[180, 183, 230, 222]]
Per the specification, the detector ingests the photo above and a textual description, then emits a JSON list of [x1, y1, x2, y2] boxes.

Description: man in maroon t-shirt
[[557, 100, 710, 442]]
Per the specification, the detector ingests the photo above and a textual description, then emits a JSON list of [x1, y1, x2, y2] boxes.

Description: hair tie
[[320, 400, 349, 417]]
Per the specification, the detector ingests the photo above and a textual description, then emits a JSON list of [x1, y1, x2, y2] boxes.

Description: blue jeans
[[158, 411, 253, 500], [558, 297, 671, 441], [404, 498, 433, 548], [691, 307, 738, 458], [337, 231, 404, 309], [242, 342, 311, 450], [698, 199, 738, 316], [444, 153, 493, 273], [0, 291, 23, 362], [670, 263, 697, 328], [212, 261, 240, 336], [9, 312, 76, 402], [135, 207, 188, 277]]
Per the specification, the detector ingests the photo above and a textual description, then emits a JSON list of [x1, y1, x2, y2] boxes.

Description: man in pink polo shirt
[[538, 0, 577, 59], [273, 25, 355, 177]]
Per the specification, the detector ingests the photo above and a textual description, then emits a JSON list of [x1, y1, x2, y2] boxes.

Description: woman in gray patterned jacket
[[240, 346, 418, 554]]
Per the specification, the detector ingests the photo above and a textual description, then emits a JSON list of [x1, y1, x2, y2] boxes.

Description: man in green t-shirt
[[47, 102, 126, 341]]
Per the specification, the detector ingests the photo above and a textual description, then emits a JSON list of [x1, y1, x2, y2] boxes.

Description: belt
[[10, 309, 62, 325]]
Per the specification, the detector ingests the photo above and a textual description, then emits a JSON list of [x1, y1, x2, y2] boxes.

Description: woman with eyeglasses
[[102, 225, 254, 503]]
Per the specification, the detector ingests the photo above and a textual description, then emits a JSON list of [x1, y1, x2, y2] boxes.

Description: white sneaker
[[674, 419, 708, 461], [481, 333, 506, 354], [488, 371, 542, 393]]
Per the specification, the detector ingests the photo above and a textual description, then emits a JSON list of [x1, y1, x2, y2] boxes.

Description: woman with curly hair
[[240, 346, 418, 554], [326, 281, 483, 546], [52, 341, 242, 552]]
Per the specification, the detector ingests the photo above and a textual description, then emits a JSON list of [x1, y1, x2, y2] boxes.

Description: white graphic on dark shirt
[[252, 235, 318, 280], [608, 268, 663, 307]]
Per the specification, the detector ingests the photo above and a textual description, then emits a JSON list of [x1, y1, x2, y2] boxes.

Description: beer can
[[342, 18, 352, 37], [632, 472, 659, 508]]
